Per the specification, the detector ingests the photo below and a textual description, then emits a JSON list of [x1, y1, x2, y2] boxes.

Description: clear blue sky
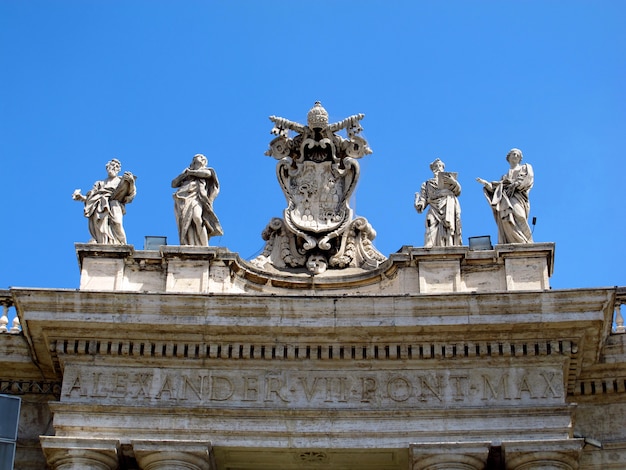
[[1, 1, 625, 292]]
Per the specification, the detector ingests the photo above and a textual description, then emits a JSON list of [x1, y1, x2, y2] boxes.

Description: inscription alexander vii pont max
[[62, 367, 564, 408]]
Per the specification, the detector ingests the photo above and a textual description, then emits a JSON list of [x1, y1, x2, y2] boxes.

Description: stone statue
[[476, 148, 534, 244], [252, 102, 386, 274], [72, 159, 136, 245], [172, 154, 223, 246], [414, 158, 462, 248]]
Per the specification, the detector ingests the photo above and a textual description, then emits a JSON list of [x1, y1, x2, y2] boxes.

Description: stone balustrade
[[0, 290, 20, 334], [614, 288, 626, 333]]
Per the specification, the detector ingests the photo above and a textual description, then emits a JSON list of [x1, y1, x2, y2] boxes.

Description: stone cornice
[[11, 285, 612, 320], [13, 289, 612, 353]]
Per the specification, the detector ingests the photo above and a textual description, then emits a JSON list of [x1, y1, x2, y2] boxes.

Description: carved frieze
[[61, 365, 565, 409]]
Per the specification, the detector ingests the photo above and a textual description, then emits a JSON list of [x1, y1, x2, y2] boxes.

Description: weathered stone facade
[[2, 243, 626, 469]]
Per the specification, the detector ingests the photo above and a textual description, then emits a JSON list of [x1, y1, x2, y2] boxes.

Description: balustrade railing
[[0, 290, 20, 334], [614, 287, 626, 334]]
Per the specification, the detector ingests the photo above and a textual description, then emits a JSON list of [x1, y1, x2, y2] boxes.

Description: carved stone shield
[[278, 160, 358, 234]]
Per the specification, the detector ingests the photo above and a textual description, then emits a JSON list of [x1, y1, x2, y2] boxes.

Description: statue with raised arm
[[72, 159, 136, 245], [476, 148, 534, 244], [414, 158, 462, 248], [172, 154, 223, 246]]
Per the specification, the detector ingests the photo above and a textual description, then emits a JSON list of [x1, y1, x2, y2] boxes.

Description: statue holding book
[[414, 158, 462, 248], [72, 159, 137, 245]]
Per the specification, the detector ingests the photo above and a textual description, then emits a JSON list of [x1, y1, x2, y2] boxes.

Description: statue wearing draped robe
[[172, 154, 223, 246], [476, 148, 534, 244], [414, 158, 462, 248]]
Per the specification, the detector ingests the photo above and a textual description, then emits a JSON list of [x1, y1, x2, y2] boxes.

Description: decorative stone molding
[[40, 436, 120, 470], [132, 439, 213, 470], [573, 375, 626, 398], [53, 336, 580, 363], [0, 379, 61, 396], [74, 242, 556, 294], [503, 438, 584, 469], [410, 441, 491, 469]]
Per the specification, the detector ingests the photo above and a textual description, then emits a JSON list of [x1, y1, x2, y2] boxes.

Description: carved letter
[[482, 374, 510, 400], [91, 372, 108, 398], [65, 374, 87, 397], [132, 374, 153, 398], [418, 375, 443, 402], [299, 377, 321, 402], [210, 376, 235, 401], [337, 377, 349, 403], [516, 374, 536, 399], [155, 374, 176, 400], [264, 376, 290, 403], [361, 377, 377, 402], [324, 377, 334, 403], [181, 375, 206, 401], [243, 376, 259, 401], [387, 376, 412, 402], [540, 372, 562, 398], [110, 372, 128, 398], [449, 375, 469, 401]]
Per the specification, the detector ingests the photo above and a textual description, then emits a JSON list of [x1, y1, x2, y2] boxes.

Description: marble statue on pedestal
[[252, 102, 386, 274], [172, 154, 223, 246], [414, 158, 462, 248], [72, 159, 136, 245], [476, 148, 534, 244]]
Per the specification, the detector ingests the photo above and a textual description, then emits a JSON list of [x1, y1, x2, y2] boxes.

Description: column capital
[[132, 439, 213, 470], [410, 441, 491, 470], [40, 436, 120, 470], [503, 438, 584, 470]]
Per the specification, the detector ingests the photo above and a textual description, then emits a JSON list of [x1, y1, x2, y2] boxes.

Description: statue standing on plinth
[[72, 159, 137, 245], [172, 154, 223, 246], [476, 148, 534, 244], [414, 158, 462, 248], [252, 102, 386, 274]]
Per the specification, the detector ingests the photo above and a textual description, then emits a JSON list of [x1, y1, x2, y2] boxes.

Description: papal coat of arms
[[252, 102, 386, 274]]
